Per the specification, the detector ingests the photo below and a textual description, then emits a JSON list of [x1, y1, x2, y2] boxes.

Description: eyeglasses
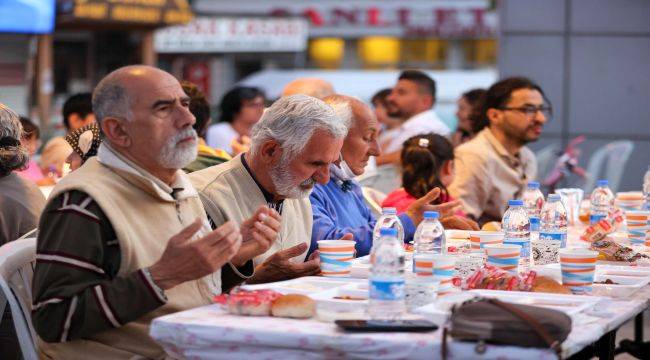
[[499, 105, 552, 118]]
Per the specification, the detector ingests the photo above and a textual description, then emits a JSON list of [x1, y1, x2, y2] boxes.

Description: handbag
[[442, 297, 572, 358]]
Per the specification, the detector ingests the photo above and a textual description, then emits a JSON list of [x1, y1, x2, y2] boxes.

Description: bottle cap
[[508, 199, 524, 206], [548, 194, 561, 201], [382, 207, 397, 215], [597, 179, 609, 187], [380, 228, 398, 237], [527, 181, 540, 189], [423, 211, 439, 219]]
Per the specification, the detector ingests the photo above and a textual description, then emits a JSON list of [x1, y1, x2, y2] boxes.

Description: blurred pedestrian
[[181, 81, 231, 172], [206, 86, 265, 156], [282, 77, 335, 100], [452, 88, 486, 147], [376, 70, 450, 165], [371, 88, 403, 151], [16, 116, 53, 185], [40, 93, 95, 176]]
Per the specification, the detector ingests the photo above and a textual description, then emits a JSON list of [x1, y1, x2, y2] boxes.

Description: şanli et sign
[[194, 1, 497, 38], [154, 17, 309, 53]]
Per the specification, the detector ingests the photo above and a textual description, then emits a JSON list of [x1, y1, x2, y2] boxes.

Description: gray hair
[[92, 72, 132, 124], [0, 103, 28, 175], [250, 94, 349, 161]]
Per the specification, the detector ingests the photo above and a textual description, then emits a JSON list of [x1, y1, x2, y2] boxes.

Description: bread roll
[[271, 294, 316, 319], [532, 276, 571, 294]]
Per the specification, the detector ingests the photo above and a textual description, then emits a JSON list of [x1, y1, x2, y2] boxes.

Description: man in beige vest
[[191, 94, 351, 284], [32, 65, 281, 359]]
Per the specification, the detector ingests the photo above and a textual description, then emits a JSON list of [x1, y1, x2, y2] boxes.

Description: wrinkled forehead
[[125, 72, 185, 107]]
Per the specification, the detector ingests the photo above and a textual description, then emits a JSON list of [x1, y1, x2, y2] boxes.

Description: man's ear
[[259, 139, 283, 165], [101, 117, 131, 147], [486, 108, 502, 126]]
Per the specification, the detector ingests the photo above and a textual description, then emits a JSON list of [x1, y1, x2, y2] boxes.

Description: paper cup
[[413, 253, 434, 277], [532, 239, 560, 265], [431, 254, 457, 296], [559, 248, 598, 293], [625, 210, 650, 246], [485, 244, 521, 275], [469, 231, 504, 251], [317, 240, 355, 277]]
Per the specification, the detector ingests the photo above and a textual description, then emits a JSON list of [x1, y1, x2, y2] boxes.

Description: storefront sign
[[56, 0, 193, 26], [154, 17, 309, 53], [194, 0, 496, 38]]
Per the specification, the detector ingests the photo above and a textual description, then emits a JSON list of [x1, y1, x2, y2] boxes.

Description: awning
[[56, 0, 193, 28]]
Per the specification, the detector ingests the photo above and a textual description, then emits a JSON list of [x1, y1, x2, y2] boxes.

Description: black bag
[[442, 297, 571, 358]]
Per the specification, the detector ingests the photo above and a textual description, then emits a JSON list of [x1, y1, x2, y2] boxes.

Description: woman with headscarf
[[63, 122, 102, 171]]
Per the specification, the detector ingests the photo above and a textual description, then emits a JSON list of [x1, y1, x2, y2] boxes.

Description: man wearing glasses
[[449, 77, 550, 225]]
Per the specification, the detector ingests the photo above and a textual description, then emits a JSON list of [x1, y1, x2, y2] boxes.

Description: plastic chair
[[0, 238, 38, 360], [535, 144, 560, 181], [583, 140, 634, 193]]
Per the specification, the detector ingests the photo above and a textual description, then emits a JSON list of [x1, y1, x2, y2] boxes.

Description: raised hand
[[247, 243, 318, 284], [232, 206, 282, 266], [149, 219, 242, 290]]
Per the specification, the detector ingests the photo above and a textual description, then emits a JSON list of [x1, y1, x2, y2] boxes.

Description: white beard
[[270, 155, 314, 199], [157, 128, 198, 169]]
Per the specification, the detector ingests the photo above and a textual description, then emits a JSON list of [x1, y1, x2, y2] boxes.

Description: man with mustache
[[449, 77, 549, 225], [191, 94, 349, 284], [310, 95, 478, 257], [32, 65, 278, 358], [375, 70, 450, 165]]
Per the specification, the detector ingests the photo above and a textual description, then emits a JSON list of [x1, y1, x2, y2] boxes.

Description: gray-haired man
[[191, 94, 350, 284]]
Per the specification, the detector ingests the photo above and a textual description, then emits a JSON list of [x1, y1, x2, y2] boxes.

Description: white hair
[[0, 103, 29, 175], [250, 94, 349, 161]]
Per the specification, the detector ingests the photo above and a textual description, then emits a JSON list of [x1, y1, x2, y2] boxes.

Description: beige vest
[[39, 158, 215, 359], [190, 154, 312, 266]]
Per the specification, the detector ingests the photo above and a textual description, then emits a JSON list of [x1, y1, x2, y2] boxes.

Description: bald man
[[282, 77, 335, 99], [32, 65, 279, 358], [309, 95, 477, 257]]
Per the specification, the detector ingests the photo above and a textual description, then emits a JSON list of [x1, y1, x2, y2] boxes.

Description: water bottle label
[[539, 231, 567, 247], [369, 278, 405, 301], [589, 214, 606, 224], [503, 237, 530, 258]]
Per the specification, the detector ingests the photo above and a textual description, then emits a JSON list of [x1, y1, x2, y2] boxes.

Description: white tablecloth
[[150, 224, 649, 359]]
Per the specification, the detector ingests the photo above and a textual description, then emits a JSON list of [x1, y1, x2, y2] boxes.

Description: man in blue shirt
[[310, 95, 478, 257]]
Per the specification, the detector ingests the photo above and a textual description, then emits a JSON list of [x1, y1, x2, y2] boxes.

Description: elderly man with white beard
[[32, 65, 281, 359], [191, 94, 351, 284]]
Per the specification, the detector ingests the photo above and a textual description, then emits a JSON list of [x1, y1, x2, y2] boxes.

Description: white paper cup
[[317, 240, 356, 277], [484, 244, 521, 275], [559, 248, 598, 293]]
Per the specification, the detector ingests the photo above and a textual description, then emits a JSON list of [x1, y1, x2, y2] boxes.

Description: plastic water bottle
[[539, 194, 568, 247], [413, 211, 446, 255], [643, 165, 650, 210], [522, 181, 545, 225], [502, 199, 531, 273], [369, 228, 406, 320], [590, 180, 614, 224], [373, 207, 405, 244]]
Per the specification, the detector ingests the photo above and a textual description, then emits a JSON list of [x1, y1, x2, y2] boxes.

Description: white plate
[[311, 283, 368, 321], [590, 275, 649, 298], [239, 276, 363, 295]]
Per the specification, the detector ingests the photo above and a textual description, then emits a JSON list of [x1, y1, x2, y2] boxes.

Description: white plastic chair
[[535, 143, 560, 181], [583, 140, 634, 193], [0, 238, 38, 360]]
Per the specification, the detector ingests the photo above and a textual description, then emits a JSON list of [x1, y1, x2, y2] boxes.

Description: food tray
[[311, 283, 368, 321], [239, 276, 363, 295]]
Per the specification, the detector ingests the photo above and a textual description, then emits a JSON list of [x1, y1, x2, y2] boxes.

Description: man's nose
[[313, 165, 331, 185]]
